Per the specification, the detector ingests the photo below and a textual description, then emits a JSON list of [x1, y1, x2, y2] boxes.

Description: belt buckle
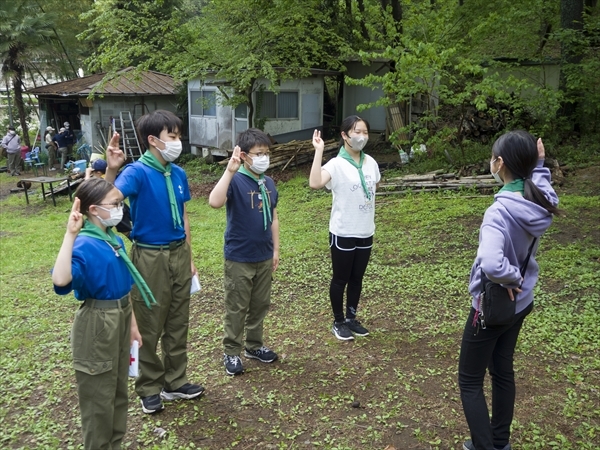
[[168, 240, 179, 251]]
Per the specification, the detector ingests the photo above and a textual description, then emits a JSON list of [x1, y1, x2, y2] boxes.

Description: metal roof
[[26, 67, 176, 97]]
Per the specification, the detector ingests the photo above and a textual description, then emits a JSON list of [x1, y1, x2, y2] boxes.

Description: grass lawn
[[0, 160, 598, 450]]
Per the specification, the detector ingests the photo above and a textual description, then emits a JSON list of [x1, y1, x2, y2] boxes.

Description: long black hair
[[339, 115, 370, 148], [492, 130, 561, 215], [75, 178, 115, 216]]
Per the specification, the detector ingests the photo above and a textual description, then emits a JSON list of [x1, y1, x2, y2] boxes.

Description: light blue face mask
[[490, 158, 503, 184]]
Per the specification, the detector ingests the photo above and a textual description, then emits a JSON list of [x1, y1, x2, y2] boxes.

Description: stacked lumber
[[378, 170, 501, 195], [219, 138, 339, 171]]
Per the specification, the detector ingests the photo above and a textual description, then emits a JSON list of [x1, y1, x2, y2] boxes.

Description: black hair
[[236, 128, 271, 153], [8, 126, 15, 131], [492, 130, 561, 215], [135, 110, 182, 150], [75, 178, 115, 216], [339, 115, 370, 147]]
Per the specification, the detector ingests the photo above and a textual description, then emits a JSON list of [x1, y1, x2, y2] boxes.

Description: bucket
[[72, 159, 87, 173]]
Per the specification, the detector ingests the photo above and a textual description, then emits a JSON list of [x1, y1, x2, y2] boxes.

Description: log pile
[[378, 169, 501, 195], [219, 138, 339, 171]]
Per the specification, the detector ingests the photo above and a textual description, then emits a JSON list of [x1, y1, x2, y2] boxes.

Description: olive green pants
[[71, 300, 131, 450], [223, 259, 272, 356], [130, 242, 192, 398]]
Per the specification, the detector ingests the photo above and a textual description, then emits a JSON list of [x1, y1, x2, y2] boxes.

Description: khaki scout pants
[[130, 242, 192, 398], [71, 300, 131, 450], [223, 259, 273, 356]]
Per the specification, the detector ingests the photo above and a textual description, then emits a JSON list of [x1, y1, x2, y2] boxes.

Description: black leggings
[[329, 233, 373, 322], [458, 303, 533, 450]]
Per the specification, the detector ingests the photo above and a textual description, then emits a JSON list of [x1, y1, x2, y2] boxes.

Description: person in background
[[53, 127, 69, 171], [1, 126, 22, 176], [104, 110, 204, 414], [64, 121, 76, 160], [44, 126, 58, 171], [85, 159, 108, 180], [458, 131, 560, 450], [52, 178, 145, 450], [309, 116, 380, 341], [209, 128, 280, 376]]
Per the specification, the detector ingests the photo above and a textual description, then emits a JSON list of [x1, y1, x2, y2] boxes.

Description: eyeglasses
[[248, 151, 270, 158], [96, 201, 124, 208]]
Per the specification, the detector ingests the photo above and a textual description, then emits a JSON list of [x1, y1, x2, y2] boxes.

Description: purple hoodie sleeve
[[531, 159, 559, 206], [477, 223, 522, 288]]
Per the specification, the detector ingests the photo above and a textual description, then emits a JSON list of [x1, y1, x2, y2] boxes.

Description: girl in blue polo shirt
[[52, 178, 144, 450]]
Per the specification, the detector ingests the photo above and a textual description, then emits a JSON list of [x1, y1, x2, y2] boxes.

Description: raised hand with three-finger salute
[[104, 132, 125, 183], [226, 145, 242, 173]]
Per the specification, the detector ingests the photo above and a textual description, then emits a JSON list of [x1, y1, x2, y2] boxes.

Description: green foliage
[[79, 0, 184, 73], [162, 0, 347, 127]]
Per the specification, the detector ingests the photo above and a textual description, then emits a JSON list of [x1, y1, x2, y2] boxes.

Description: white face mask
[[155, 138, 183, 162], [95, 205, 124, 227], [249, 155, 270, 174], [347, 134, 368, 151], [490, 158, 503, 184], [9, 130, 16, 135]]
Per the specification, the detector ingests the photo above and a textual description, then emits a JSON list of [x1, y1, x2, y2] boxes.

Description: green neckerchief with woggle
[[78, 221, 157, 309], [238, 165, 272, 230], [338, 146, 371, 200], [138, 150, 182, 229], [498, 178, 525, 195]]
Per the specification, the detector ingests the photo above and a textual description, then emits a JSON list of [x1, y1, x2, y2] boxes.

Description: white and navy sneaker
[[332, 321, 354, 341], [244, 346, 278, 363]]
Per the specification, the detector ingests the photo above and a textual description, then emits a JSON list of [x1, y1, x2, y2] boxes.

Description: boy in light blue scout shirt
[[209, 128, 280, 376], [53, 178, 144, 450], [105, 110, 204, 414]]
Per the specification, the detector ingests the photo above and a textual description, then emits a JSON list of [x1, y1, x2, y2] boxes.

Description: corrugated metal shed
[[27, 67, 175, 96]]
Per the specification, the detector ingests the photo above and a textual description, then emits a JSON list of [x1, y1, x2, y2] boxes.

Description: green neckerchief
[[498, 178, 525, 195], [139, 150, 182, 229], [78, 221, 157, 309], [338, 146, 371, 200], [238, 165, 272, 230]]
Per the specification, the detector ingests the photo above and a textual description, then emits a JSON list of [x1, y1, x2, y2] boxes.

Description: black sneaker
[[160, 383, 205, 401], [224, 354, 244, 376], [345, 318, 369, 336], [332, 321, 354, 341], [140, 394, 165, 414], [244, 346, 278, 363], [463, 440, 511, 450]]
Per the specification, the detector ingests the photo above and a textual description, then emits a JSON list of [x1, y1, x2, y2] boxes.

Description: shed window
[[190, 89, 217, 117], [257, 91, 298, 119]]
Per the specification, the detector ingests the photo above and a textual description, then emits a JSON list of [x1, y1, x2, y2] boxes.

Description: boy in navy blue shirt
[[209, 128, 280, 375]]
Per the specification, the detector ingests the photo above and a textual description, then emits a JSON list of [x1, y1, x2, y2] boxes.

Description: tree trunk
[[12, 68, 31, 148], [559, 0, 584, 123], [356, 0, 369, 40], [247, 83, 255, 129]]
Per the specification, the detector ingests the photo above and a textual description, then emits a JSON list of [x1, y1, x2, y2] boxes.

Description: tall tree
[[0, 2, 57, 147], [163, 0, 347, 127], [79, 0, 185, 73]]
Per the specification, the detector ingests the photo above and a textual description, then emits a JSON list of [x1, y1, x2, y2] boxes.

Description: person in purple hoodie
[[458, 130, 561, 450]]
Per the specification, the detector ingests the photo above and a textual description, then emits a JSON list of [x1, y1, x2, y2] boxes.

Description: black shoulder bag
[[479, 238, 537, 328]]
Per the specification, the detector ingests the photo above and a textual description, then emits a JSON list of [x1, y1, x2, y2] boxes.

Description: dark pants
[[329, 233, 373, 322], [458, 303, 533, 450]]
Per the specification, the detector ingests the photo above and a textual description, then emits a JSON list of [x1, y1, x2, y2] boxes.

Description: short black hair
[[236, 128, 271, 153], [8, 126, 15, 131], [135, 110, 182, 150]]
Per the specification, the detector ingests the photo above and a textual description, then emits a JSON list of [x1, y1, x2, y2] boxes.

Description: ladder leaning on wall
[[118, 111, 143, 160]]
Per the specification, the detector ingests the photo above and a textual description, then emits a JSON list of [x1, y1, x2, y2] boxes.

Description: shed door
[[301, 94, 320, 130]]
